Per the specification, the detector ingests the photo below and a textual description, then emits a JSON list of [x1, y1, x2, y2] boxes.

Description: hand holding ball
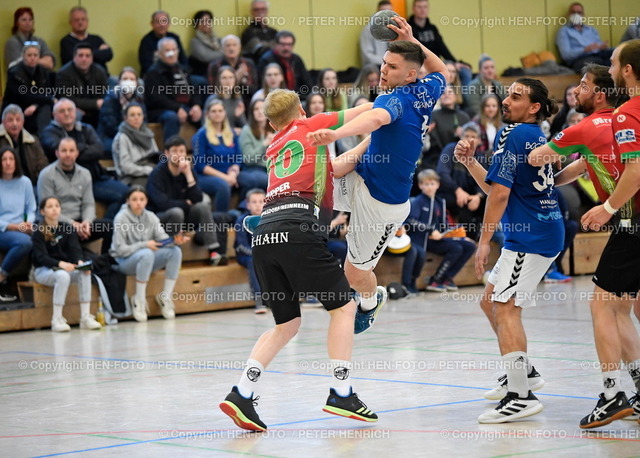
[[370, 10, 400, 41]]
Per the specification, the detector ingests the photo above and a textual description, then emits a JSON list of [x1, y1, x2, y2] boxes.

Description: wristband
[[603, 199, 618, 215]]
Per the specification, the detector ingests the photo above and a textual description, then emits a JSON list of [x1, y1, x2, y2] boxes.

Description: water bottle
[[96, 298, 106, 326]]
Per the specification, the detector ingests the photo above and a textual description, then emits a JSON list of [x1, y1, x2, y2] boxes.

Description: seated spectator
[[350, 64, 381, 104], [144, 38, 203, 142], [549, 84, 578, 138], [564, 108, 585, 128], [234, 188, 267, 314], [4, 7, 55, 70], [207, 35, 258, 107], [139, 10, 188, 77], [212, 67, 247, 132], [112, 103, 159, 187], [440, 60, 464, 108], [239, 98, 271, 190], [189, 10, 223, 77], [97, 67, 145, 154], [340, 96, 371, 152], [251, 62, 285, 103], [556, 2, 613, 73], [110, 185, 186, 322], [304, 93, 343, 159], [193, 98, 261, 211], [472, 94, 504, 156], [2, 43, 55, 137], [32, 196, 100, 331], [464, 55, 505, 118], [146, 136, 225, 265], [317, 68, 348, 112], [60, 6, 113, 73], [56, 43, 108, 128], [359, 1, 393, 68], [0, 146, 36, 302], [0, 105, 48, 188], [621, 17, 640, 42], [41, 99, 128, 219], [37, 137, 114, 253], [241, 0, 278, 62], [405, 169, 476, 292], [257, 31, 313, 95], [428, 86, 470, 166]]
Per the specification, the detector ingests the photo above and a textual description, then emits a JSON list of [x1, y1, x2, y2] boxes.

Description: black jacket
[[2, 62, 55, 111], [32, 222, 85, 268], [408, 16, 456, 62], [143, 60, 202, 120], [55, 62, 108, 126], [146, 162, 203, 213]]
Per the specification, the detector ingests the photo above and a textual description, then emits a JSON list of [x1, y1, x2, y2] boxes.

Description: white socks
[[52, 304, 63, 320], [602, 370, 621, 400], [80, 301, 91, 318], [359, 292, 377, 312], [504, 351, 529, 398], [237, 359, 264, 398], [135, 281, 147, 304], [163, 278, 176, 296], [330, 359, 352, 397]]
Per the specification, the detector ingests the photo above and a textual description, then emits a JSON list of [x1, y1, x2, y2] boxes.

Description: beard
[[574, 99, 593, 115]]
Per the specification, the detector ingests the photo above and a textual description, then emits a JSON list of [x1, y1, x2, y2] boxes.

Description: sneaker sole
[[579, 407, 635, 429], [322, 405, 378, 422], [622, 413, 639, 421], [219, 401, 267, 432], [484, 378, 545, 400], [478, 403, 544, 424]]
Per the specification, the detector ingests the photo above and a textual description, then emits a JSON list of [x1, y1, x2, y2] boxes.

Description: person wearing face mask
[[556, 2, 613, 73], [97, 67, 145, 155]]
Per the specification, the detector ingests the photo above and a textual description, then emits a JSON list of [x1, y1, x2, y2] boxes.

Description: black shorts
[[593, 231, 640, 298], [252, 221, 354, 324]]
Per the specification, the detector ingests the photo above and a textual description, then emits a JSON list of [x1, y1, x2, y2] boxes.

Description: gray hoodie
[[109, 203, 170, 258]]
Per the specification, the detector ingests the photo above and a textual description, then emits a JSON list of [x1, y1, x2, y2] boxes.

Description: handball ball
[[370, 10, 400, 41]]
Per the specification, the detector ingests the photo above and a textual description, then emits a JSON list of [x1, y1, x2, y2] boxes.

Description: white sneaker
[[623, 393, 640, 421], [80, 314, 102, 330], [131, 296, 148, 322], [478, 391, 543, 424], [484, 366, 545, 400], [155, 292, 175, 319], [51, 316, 71, 332]]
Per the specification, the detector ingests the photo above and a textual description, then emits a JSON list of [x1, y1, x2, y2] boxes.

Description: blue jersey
[[486, 123, 564, 257], [356, 72, 446, 204]]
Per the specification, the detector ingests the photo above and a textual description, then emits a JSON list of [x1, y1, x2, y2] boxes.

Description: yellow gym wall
[[0, 0, 638, 92]]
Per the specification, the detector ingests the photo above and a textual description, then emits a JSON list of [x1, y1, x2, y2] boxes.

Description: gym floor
[[2, 275, 639, 457]]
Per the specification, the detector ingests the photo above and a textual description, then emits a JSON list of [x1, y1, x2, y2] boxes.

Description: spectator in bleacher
[[97, 67, 145, 154], [110, 185, 186, 322], [32, 196, 100, 331], [359, 1, 393, 68], [193, 98, 262, 211], [549, 84, 578, 138], [112, 103, 159, 187], [442, 61, 464, 108], [0, 105, 48, 188], [146, 136, 225, 265], [472, 94, 504, 156], [428, 86, 470, 167], [4, 7, 55, 70], [2, 43, 55, 138], [60, 6, 113, 74], [210, 67, 247, 133], [257, 31, 313, 95], [317, 68, 348, 112], [207, 35, 258, 107], [56, 43, 108, 128], [138, 10, 188, 77], [350, 64, 381, 104], [408, 0, 472, 85], [405, 169, 476, 292], [234, 188, 267, 314], [41, 99, 128, 219], [621, 17, 640, 42], [339, 96, 371, 152], [189, 10, 223, 77], [556, 2, 613, 73], [464, 54, 505, 118], [241, 0, 278, 62], [251, 62, 285, 103], [239, 98, 271, 191], [304, 93, 343, 160], [37, 137, 114, 253], [144, 37, 203, 142], [0, 146, 36, 302]]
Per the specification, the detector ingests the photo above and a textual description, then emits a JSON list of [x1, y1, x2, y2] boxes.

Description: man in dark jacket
[[138, 10, 188, 77], [241, 0, 278, 62], [257, 31, 312, 95], [59, 6, 113, 73]]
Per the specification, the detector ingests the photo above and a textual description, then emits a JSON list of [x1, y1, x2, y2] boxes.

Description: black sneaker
[[484, 366, 545, 400], [0, 282, 17, 302], [579, 391, 634, 429], [219, 386, 267, 431], [478, 390, 543, 424], [322, 388, 378, 422], [623, 392, 640, 421]]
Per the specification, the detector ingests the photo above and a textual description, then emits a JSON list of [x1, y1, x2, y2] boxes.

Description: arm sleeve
[[486, 134, 518, 189], [548, 123, 587, 156]]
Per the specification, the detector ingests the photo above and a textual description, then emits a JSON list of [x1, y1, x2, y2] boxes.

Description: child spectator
[[32, 196, 101, 332], [234, 188, 266, 314], [405, 169, 476, 292]]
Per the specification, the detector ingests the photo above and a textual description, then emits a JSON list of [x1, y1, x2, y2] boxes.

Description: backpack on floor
[[387, 282, 409, 300]]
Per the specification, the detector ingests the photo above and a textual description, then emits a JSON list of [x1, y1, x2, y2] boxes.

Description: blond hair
[[263, 89, 301, 130], [204, 98, 234, 146]]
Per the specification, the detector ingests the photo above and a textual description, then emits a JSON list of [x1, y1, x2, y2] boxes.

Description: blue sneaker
[[544, 270, 571, 284], [243, 215, 262, 234], [354, 286, 387, 334]]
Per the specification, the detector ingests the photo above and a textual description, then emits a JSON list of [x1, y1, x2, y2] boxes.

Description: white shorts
[[488, 248, 557, 308], [334, 172, 410, 271]]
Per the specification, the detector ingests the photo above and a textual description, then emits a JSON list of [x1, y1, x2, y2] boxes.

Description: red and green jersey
[[262, 111, 344, 228]]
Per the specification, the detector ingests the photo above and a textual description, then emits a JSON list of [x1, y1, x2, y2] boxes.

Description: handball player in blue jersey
[[308, 16, 448, 333], [454, 79, 563, 423]]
